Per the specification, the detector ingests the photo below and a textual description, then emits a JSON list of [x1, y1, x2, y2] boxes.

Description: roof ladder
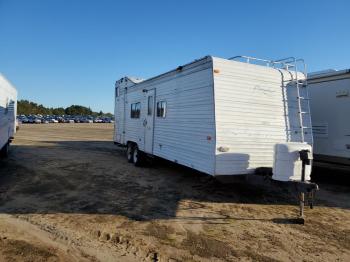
[[229, 55, 313, 144], [273, 57, 313, 144]]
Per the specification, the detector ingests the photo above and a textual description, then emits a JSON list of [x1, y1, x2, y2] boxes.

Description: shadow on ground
[[0, 141, 349, 224]]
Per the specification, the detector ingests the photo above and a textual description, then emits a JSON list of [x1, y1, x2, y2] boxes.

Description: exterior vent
[[312, 123, 328, 138]]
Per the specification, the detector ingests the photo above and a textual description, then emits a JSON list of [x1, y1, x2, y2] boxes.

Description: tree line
[[17, 100, 113, 117]]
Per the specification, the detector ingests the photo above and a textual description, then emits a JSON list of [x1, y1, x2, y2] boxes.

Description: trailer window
[[147, 96, 153, 115], [156, 101, 166, 118], [130, 102, 141, 118], [115, 86, 119, 97]]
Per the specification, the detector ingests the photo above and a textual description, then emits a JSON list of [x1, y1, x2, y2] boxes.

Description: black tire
[[0, 142, 9, 158], [127, 143, 134, 163], [132, 145, 144, 167]]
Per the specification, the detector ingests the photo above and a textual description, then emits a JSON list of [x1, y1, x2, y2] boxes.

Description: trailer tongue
[[251, 144, 318, 224], [295, 149, 318, 224]]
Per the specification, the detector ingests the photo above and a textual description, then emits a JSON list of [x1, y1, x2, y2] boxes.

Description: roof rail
[[228, 55, 306, 72], [229, 55, 275, 66]]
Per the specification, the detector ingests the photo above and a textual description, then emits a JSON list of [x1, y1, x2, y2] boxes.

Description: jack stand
[[296, 192, 305, 224], [295, 149, 313, 224], [307, 190, 314, 209]]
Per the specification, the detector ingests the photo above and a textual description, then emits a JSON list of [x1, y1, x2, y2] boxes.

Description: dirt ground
[[0, 124, 349, 262]]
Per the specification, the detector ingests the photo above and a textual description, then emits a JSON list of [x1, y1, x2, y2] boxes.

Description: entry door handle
[[143, 119, 147, 126]]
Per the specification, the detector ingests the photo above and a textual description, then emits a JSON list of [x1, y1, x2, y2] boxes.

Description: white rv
[[114, 56, 313, 180], [308, 69, 350, 168], [0, 74, 17, 158]]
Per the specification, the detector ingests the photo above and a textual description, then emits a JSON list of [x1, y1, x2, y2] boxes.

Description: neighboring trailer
[[308, 69, 350, 167], [114, 56, 313, 179], [0, 74, 17, 158]]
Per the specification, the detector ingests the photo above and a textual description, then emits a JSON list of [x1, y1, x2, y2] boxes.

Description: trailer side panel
[[212, 58, 311, 175], [308, 73, 350, 165], [116, 58, 217, 175], [0, 74, 17, 151]]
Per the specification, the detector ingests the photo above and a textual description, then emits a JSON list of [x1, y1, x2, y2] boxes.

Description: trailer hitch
[[294, 149, 318, 224], [250, 148, 319, 224]]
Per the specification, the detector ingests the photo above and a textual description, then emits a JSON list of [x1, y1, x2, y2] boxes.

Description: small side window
[[156, 101, 166, 118], [147, 96, 153, 115], [130, 102, 141, 118]]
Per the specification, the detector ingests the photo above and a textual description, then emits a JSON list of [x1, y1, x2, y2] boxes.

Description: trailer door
[[143, 89, 155, 153]]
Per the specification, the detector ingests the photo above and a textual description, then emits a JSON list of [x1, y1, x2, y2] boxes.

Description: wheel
[[0, 142, 9, 158], [126, 143, 134, 163], [132, 145, 144, 167]]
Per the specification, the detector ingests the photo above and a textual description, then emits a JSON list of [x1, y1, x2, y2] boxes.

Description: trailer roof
[[118, 56, 211, 87], [125, 76, 144, 84], [117, 55, 305, 89], [308, 68, 350, 80]]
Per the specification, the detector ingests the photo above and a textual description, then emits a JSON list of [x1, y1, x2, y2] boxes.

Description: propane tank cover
[[272, 142, 312, 182]]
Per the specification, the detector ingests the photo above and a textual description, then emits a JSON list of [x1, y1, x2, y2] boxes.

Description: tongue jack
[[297, 149, 314, 224]]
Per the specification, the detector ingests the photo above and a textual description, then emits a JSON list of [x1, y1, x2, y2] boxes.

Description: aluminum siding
[[308, 77, 350, 160], [118, 58, 216, 175], [0, 74, 17, 149], [212, 57, 311, 175]]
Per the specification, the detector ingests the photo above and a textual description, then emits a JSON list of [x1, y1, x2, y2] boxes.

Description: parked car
[[17, 114, 114, 124], [49, 119, 58, 123]]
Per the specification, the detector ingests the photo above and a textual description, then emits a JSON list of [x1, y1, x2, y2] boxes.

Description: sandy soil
[[0, 123, 349, 262]]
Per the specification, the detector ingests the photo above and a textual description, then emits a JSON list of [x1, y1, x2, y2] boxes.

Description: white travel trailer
[[0, 74, 17, 158], [114, 56, 314, 182], [308, 69, 350, 168]]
